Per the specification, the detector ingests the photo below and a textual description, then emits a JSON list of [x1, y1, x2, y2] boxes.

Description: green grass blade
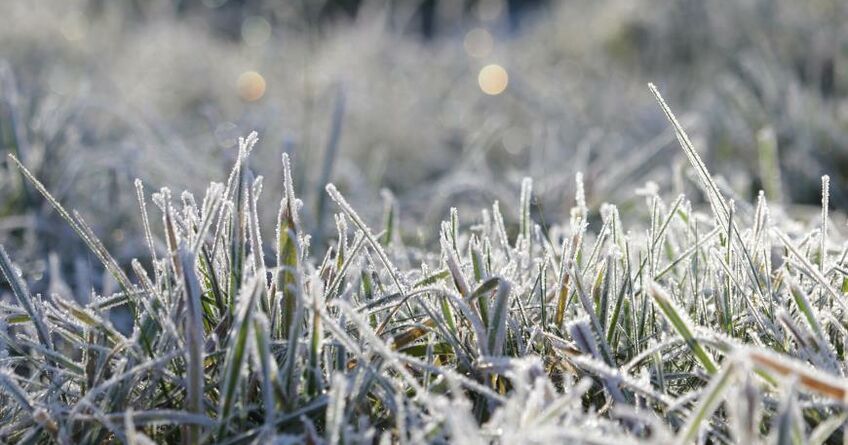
[[649, 282, 717, 374]]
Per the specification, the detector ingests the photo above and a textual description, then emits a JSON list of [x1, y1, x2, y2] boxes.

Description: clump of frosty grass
[[2, 85, 848, 444]]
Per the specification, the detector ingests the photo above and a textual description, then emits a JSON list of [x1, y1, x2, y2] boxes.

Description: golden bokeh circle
[[237, 71, 266, 102], [478, 64, 508, 95]]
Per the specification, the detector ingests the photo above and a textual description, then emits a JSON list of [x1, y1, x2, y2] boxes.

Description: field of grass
[[2, 1, 848, 444]]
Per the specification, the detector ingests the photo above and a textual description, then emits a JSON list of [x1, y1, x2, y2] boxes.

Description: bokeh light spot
[[478, 64, 508, 95], [464, 28, 493, 59], [237, 71, 266, 101]]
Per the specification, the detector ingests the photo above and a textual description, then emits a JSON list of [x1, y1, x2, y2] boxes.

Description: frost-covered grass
[[1, 85, 848, 444]]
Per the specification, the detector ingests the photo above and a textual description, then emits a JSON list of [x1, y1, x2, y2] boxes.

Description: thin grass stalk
[[179, 246, 205, 444]]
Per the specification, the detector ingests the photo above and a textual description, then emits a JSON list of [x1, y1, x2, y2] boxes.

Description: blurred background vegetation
[[1, 0, 847, 295]]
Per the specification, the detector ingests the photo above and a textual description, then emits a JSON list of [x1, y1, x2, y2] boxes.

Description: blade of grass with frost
[[14, 340, 83, 374], [330, 214, 349, 294], [449, 207, 459, 252], [745, 347, 848, 402], [773, 228, 846, 310], [200, 246, 225, 320], [10, 154, 134, 296], [0, 370, 34, 413], [326, 184, 408, 332], [568, 319, 627, 404], [606, 267, 631, 346], [53, 293, 126, 343], [247, 174, 266, 283], [431, 290, 488, 358], [710, 248, 769, 335], [654, 227, 721, 279], [568, 265, 615, 366], [442, 225, 471, 298], [281, 275, 305, 409], [652, 349, 666, 394], [486, 279, 511, 356], [648, 84, 729, 225], [217, 277, 261, 438], [470, 276, 500, 328], [573, 171, 588, 224], [470, 236, 486, 282], [277, 153, 302, 335], [412, 269, 450, 289], [649, 85, 766, 301], [648, 283, 717, 374], [786, 278, 824, 340], [391, 319, 437, 351], [651, 194, 685, 261], [722, 201, 736, 334], [583, 219, 609, 275], [554, 241, 572, 329], [228, 163, 247, 316], [380, 190, 396, 246], [492, 201, 511, 256], [252, 312, 276, 430], [332, 300, 426, 396], [131, 262, 169, 333], [325, 233, 366, 300], [179, 246, 205, 444], [0, 246, 52, 353], [161, 193, 183, 271], [190, 183, 225, 259], [418, 302, 470, 368], [89, 205, 149, 281], [68, 350, 181, 422], [135, 179, 159, 281], [677, 358, 737, 444], [819, 175, 829, 305], [519, 178, 532, 252], [392, 278, 486, 349], [308, 282, 324, 397], [592, 259, 609, 330]]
